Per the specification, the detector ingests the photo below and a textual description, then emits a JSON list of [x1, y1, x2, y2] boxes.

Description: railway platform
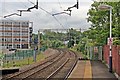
[[68, 60, 118, 80], [0, 67, 19, 75]]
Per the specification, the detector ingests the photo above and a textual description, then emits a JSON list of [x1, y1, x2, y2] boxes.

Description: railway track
[[21, 50, 70, 79], [46, 50, 78, 80], [2, 49, 78, 80], [3, 49, 63, 80]]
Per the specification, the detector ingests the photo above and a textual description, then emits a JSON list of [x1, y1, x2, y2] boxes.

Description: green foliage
[[113, 40, 120, 45], [38, 30, 66, 48], [67, 40, 74, 48], [66, 28, 81, 48], [38, 28, 82, 49], [87, 1, 120, 46], [76, 42, 85, 52], [50, 40, 64, 48]]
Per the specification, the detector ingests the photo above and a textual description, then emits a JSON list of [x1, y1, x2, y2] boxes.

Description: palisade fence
[[86, 46, 103, 61], [3, 50, 34, 61], [2, 49, 35, 67]]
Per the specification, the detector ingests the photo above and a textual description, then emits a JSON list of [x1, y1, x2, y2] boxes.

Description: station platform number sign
[[107, 38, 113, 45]]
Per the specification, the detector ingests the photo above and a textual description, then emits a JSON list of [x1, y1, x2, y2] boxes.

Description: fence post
[[23, 50, 24, 59], [28, 50, 29, 65], [90, 46, 93, 60], [33, 48, 36, 62]]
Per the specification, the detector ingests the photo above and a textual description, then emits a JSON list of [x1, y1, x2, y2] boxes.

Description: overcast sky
[[0, 0, 93, 33]]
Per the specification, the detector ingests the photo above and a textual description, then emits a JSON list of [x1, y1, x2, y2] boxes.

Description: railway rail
[[3, 49, 62, 79], [2, 49, 78, 80], [45, 51, 78, 80]]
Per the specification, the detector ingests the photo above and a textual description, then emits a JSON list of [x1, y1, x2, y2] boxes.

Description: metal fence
[[3, 50, 34, 61], [1, 49, 35, 68], [87, 46, 103, 61]]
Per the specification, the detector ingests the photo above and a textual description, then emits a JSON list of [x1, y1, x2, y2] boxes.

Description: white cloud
[[1, 0, 93, 2], [0, 0, 93, 33]]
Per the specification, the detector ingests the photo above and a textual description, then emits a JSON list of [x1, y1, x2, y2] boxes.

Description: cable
[[57, 0, 67, 28], [58, 0, 62, 9], [19, 0, 29, 8], [28, 0, 52, 15], [19, 0, 41, 21], [57, 0, 71, 28], [27, 0, 65, 29], [38, 6, 52, 15], [52, 16, 65, 29], [28, 0, 62, 28]]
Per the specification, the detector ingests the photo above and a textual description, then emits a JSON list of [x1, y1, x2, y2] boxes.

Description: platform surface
[[91, 61, 117, 80], [68, 60, 86, 78], [68, 60, 118, 80]]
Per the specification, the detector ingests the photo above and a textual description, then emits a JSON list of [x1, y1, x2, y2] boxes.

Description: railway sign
[[107, 38, 113, 45]]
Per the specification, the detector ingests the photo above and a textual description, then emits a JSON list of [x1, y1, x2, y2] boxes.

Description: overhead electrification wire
[[27, 0, 65, 29], [58, 0, 62, 9], [28, 0, 52, 15], [19, 0, 41, 21], [57, 0, 71, 28], [52, 16, 64, 28]]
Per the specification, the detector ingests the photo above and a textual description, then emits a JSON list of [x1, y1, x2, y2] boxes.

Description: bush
[[113, 40, 120, 45]]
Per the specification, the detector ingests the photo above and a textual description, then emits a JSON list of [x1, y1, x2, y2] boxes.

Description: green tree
[[87, 1, 120, 45]]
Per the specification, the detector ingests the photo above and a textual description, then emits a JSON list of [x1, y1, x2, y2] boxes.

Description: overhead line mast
[[52, 0, 79, 16], [4, 0, 38, 18]]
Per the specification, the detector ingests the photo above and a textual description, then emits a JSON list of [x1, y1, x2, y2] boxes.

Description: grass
[[70, 48, 87, 58], [3, 52, 45, 68]]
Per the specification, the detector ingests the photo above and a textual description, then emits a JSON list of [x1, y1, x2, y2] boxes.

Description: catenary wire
[[27, 0, 65, 29]]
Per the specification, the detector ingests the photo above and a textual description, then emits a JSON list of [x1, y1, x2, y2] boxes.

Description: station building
[[0, 20, 33, 50]]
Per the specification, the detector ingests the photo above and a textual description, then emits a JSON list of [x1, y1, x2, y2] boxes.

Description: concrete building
[[0, 20, 33, 49]]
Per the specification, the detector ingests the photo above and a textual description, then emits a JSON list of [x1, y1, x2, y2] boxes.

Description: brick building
[[0, 20, 33, 49]]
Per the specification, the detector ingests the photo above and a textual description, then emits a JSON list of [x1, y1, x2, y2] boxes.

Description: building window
[[2, 44, 4, 46], [0, 27, 2, 30], [17, 44, 20, 48], [14, 38, 20, 42], [13, 27, 20, 31], [2, 38, 4, 41]]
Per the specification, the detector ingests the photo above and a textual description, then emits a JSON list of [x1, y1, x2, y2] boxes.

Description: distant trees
[[40, 30, 65, 48], [31, 28, 82, 49]]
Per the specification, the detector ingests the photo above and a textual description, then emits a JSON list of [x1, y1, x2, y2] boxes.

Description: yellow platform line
[[84, 60, 92, 79]]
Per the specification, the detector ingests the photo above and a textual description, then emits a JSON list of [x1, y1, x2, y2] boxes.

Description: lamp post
[[98, 4, 112, 72]]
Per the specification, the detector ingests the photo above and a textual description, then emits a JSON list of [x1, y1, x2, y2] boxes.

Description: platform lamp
[[98, 4, 113, 72]]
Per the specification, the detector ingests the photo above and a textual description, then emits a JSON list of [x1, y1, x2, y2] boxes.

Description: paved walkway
[[91, 61, 117, 80], [68, 60, 118, 80]]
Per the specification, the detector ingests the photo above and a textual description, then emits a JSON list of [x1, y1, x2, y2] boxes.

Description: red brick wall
[[103, 45, 120, 76], [103, 45, 109, 64], [112, 46, 117, 71], [117, 46, 120, 76]]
